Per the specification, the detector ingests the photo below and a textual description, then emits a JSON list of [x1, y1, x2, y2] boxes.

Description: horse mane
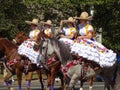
[[50, 37, 72, 65]]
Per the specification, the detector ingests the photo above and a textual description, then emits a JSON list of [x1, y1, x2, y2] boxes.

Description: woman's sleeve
[[87, 25, 94, 36]]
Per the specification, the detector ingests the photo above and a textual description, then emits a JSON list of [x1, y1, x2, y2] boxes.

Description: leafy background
[[0, 0, 120, 50]]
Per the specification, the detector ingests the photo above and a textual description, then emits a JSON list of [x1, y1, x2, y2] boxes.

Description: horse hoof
[[80, 88, 83, 90], [8, 87, 14, 90], [26, 87, 30, 90], [46, 87, 50, 90]]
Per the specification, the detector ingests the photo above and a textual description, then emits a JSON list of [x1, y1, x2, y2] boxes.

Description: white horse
[[38, 37, 97, 90]]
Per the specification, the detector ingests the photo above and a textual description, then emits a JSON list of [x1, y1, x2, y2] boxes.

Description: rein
[[44, 40, 49, 61]]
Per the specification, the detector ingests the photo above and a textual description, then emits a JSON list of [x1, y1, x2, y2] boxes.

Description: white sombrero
[[25, 18, 39, 25]]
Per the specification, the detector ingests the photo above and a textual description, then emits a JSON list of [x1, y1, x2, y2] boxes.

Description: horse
[[33, 31, 69, 90], [35, 33, 120, 90], [12, 31, 28, 45], [13, 31, 64, 90], [0, 38, 45, 90], [0, 38, 25, 90], [13, 31, 44, 90], [36, 36, 98, 90]]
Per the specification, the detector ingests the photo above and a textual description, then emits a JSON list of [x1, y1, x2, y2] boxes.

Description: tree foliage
[[0, 0, 120, 50]]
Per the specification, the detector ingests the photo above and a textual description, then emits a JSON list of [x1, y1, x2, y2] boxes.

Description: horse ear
[[44, 38, 50, 42]]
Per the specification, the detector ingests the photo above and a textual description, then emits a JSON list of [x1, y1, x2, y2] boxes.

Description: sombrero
[[67, 17, 75, 23], [75, 12, 92, 20], [43, 20, 52, 26], [25, 19, 39, 25]]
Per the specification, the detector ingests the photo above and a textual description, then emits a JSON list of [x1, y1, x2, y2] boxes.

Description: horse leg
[[16, 69, 22, 90], [58, 71, 64, 90], [26, 72, 33, 90], [3, 63, 13, 90], [64, 76, 70, 90], [68, 74, 79, 90], [36, 69, 44, 90], [50, 67, 57, 90], [4, 71, 13, 90], [79, 80, 84, 90], [46, 73, 51, 90], [88, 77, 94, 90]]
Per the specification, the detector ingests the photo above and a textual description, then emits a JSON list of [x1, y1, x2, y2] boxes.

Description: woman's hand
[[60, 34, 64, 38], [77, 36, 83, 40]]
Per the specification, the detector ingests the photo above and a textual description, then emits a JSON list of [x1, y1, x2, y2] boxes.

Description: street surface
[[0, 79, 104, 90]]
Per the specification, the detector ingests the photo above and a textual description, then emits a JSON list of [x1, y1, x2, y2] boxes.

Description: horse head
[[39, 38, 55, 59], [13, 31, 28, 45], [37, 37, 72, 66], [33, 31, 49, 51]]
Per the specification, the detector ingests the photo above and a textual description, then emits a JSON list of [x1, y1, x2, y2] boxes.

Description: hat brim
[[67, 20, 75, 23], [42, 22, 52, 26], [74, 16, 92, 20], [25, 21, 38, 25]]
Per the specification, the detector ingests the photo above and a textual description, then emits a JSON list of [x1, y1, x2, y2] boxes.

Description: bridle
[[40, 39, 49, 62]]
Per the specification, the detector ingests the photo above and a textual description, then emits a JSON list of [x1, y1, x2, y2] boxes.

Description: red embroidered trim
[[7, 59, 19, 66]]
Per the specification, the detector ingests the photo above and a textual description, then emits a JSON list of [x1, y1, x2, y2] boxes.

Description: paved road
[[0, 80, 104, 90]]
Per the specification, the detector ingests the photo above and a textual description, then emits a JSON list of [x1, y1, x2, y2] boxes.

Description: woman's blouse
[[29, 29, 40, 39], [44, 28, 52, 37], [78, 24, 94, 37], [62, 27, 77, 36]]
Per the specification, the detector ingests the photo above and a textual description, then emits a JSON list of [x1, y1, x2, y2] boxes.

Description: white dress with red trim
[[18, 29, 41, 64], [59, 27, 77, 47], [71, 24, 116, 67]]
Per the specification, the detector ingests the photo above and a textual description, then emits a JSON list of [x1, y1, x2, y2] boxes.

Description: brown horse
[[0, 38, 24, 90], [13, 31, 28, 45], [14, 31, 65, 90], [13, 31, 44, 90]]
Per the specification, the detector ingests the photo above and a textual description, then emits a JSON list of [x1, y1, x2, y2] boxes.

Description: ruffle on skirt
[[18, 40, 41, 64], [59, 38, 117, 67], [59, 38, 74, 48], [71, 39, 117, 67]]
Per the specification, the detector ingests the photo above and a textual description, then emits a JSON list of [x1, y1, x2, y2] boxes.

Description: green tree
[[0, 0, 120, 50], [0, 0, 32, 39]]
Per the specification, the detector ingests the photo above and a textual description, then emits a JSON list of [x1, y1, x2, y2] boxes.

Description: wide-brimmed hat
[[75, 12, 92, 20], [43, 20, 52, 26], [67, 17, 75, 23], [25, 18, 39, 25]]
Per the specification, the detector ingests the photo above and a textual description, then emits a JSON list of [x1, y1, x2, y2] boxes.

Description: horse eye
[[42, 47, 45, 49]]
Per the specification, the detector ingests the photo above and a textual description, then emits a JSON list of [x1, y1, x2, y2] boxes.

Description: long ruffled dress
[[71, 24, 116, 67], [18, 29, 41, 64]]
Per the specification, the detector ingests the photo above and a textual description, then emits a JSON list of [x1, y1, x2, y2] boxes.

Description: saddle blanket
[[46, 56, 84, 75], [7, 59, 19, 66], [18, 40, 40, 64]]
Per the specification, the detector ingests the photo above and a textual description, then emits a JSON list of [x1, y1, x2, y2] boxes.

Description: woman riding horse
[[71, 11, 117, 90], [72, 11, 116, 68], [57, 16, 96, 90], [13, 31, 44, 90]]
